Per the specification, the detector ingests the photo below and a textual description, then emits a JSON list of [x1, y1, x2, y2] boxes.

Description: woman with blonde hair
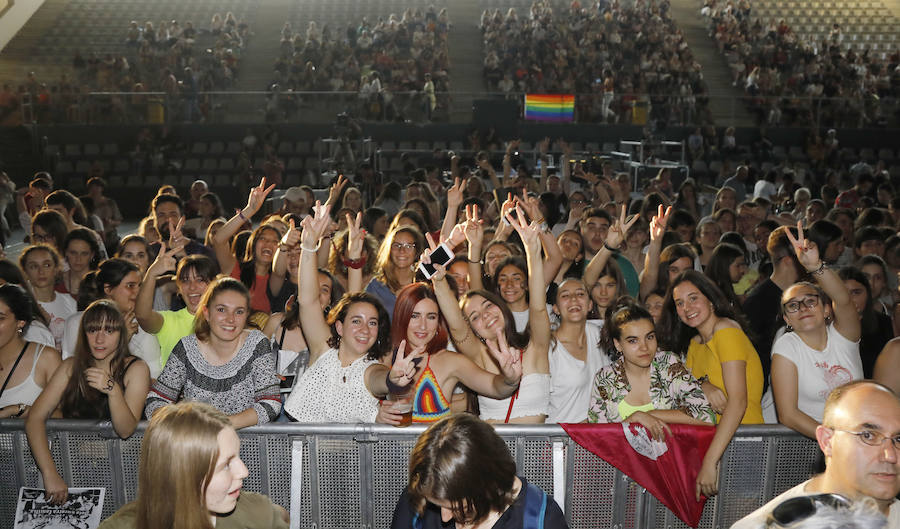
[[98, 402, 288, 529]]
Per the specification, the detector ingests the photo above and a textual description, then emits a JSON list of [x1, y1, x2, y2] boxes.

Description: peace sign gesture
[[485, 327, 522, 387], [167, 216, 187, 252], [785, 221, 821, 271], [300, 201, 332, 247], [346, 211, 365, 260], [505, 205, 541, 252], [463, 204, 484, 247], [148, 241, 184, 277], [246, 176, 277, 215], [649, 205, 673, 242], [605, 204, 640, 250], [326, 174, 349, 206], [388, 339, 427, 389], [446, 177, 464, 210]]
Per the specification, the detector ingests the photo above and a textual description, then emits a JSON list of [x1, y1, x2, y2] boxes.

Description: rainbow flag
[[524, 94, 575, 122]]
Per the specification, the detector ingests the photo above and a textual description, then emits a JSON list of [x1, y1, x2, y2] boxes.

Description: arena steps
[[668, 0, 757, 127], [446, 0, 486, 122]]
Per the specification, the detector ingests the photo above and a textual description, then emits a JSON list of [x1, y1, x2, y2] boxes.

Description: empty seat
[[209, 142, 225, 155], [102, 143, 119, 156], [184, 158, 201, 171], [202, 158, 218, 172], [64, 144, 81, 157], [191, 142, 208, 155], [83, 144, 101, 156]]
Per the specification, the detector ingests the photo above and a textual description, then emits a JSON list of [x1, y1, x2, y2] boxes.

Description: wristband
[[14, 403, 26, 417], [810, 261, 827, 276], [300, 242, 320, 253], [467, 257, 484, 265], [603, 242, 621, 253], [385, 372, 412, 395], [343, 255, 367, 269], [238, 209, 248, 222]]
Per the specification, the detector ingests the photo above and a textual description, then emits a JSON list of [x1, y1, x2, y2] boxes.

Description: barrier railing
[[0, 421, 821, 529], [20, 90, 900, 129]]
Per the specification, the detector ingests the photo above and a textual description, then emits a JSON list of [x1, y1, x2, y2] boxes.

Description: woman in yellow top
[[659, 270, 764, 501]]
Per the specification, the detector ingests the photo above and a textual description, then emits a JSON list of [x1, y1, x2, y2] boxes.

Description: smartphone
[[419, 242, 454, 279]]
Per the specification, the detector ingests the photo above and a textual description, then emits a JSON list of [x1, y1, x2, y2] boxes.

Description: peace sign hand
[[246, 177, 276, 214], [463, 204, 484, 247], [649, 205, 672, 242], [167, 216, 187, 253], [300, 201, 332, 247], [327, 174, 349, 205], [388, 339, 427, 388], [485, 328, 522, 386], [447, 177, 464, 209], [506, 205, 541, 251], [785, 221, 821, 271], [605, 204, 639, 250], [148, 242, 184, 277], [347, 211, 365, 260]]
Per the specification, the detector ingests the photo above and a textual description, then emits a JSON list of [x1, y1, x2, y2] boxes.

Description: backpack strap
[[411, 512, 422, 529], [522, 482, 548, 529]]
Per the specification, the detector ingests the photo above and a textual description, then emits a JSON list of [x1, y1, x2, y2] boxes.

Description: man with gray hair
[[731, 381, 900, 528]]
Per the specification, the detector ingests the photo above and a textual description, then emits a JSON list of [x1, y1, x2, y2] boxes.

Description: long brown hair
[[135, 402, 231, 529], [59, 300, 134, 419], [193, 277, 250, 342], [373, 225, 425, 292]]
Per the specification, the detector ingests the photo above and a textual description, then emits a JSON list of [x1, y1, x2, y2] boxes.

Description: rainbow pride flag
[[524, 94, 575, 122]]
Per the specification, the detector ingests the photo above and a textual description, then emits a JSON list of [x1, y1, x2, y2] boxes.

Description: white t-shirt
[[772, 323, 863, 422], [730, 478, 900, 529], [24, 321, 55, 349], [753, 180, 777, 200], [512, 310, 529, 333], [548, 320, 609, 423], [38, 293, 77, 352]]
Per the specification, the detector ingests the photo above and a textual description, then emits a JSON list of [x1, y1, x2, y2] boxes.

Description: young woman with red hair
[[380, 280, 522, 425]]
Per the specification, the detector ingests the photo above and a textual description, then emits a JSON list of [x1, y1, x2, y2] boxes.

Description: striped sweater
[[145, 330, 281, 424]]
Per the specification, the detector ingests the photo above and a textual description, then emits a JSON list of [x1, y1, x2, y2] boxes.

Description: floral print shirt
[[587, 350, 716, 424]]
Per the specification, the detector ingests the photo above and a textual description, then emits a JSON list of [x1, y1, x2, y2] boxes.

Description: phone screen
[[420, 244, 454, 278]]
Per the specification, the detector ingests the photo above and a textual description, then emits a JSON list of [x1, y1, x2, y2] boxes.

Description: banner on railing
[[524, 94, 575, 122]]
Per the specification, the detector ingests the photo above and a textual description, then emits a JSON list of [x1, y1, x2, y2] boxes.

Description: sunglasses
[[766, 493, 850, 527]]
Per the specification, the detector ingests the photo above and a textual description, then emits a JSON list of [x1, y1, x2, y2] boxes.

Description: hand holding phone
[[418, 242, 454, 279]]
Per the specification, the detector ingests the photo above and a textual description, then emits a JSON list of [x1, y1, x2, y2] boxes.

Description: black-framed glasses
[[829, 428, 900, 450], [766, 493, 851, 527], [782, 294, 820, 313]]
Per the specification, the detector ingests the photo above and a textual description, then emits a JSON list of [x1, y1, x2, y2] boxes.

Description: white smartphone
[[418, 242, 454, 279]]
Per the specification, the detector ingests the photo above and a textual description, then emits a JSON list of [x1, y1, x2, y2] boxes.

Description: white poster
[[14, 487, 105, 529]]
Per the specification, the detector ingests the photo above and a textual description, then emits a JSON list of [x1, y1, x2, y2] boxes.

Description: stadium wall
[[0, 0, 45, 52]]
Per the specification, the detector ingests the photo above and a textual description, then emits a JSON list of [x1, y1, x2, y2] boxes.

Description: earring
[[785, 324, 793, 332]]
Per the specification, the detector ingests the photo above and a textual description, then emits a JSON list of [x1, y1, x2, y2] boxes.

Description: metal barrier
[[0, 421, 821, 529]]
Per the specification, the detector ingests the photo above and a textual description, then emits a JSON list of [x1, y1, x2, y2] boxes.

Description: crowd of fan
[[268, 7, 450, 122], [704, 0, 900, 127], [481, 0, 711, 125], [0, 12, 250, 125]]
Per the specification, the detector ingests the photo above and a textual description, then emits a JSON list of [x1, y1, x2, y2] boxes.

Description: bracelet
[[300, 242, 320, 253], [809, 261, 827, 276], [14, 403, 26, 417], [467, 257, 483, 265], [237, 209, 248, 221], [385, 372, 412, 395], [603, 242, 621, 253], [343, 255, 367, 269]]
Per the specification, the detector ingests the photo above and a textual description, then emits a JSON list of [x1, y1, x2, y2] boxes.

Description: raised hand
[[505, 139, 521, 155], [625, 410, 672, 442], [347, 211, 364, 259], [463, 204, 484, 247], [485, 327, 522, 386], [500, 192, 517, 220], [649, 205, 673, 242], [148, 242, 183, 277], [122, 309, 139, 342], [518, 192, 543, 223], [326, 174, 349, 206], [605, 204, 640, 251], [785, 221, 821, 271], [538, 136, 550, 155], [246, 177, 277, 215], [167, 216, 187, 252], [388, 339, 427, 388], [299, 201, 332, 246], [446, 177, 464, 209], [85, 367, 116, 394], [281, 218, 301, 249], [506, 205, 541, 251]]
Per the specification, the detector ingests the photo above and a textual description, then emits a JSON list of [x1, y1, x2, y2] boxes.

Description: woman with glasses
[[366, 225, 425, 321], [771, 223, 862, 439]]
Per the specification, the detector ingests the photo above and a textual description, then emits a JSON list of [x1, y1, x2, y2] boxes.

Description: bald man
[[731, 381, 900, 528]]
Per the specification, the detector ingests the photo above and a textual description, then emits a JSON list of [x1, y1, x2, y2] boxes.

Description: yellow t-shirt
[[686, 327, 764, 424]]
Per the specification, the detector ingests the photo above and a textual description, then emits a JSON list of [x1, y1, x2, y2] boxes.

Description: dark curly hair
[[325, 292, 392, 360]]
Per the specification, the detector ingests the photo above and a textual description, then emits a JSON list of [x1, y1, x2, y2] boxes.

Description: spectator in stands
[[838, 267, 893, 379], [588, 298, 715, 430], [145, 277, 281, 427], [391, 414, 567, 528], [731, 381, 900, 528], [855, 226, 886, 262], [61, 259, 160, 378], [26, 300, 150, 504], [16, 176, 52, 233], [0, 284, 61, 419], [366, 225, 425, 320], [83, 177, 122, 251], [20, 245, 77, 351], [99, 401, 289, 529], [60, 228, 101, 297], [45, 190, 109, 260], [30, 209, 68, 255], [150, 190, 215, 261], [722, 166, 749, 202], [213, 179, 280, 315], [183, 192, 225, 241], [282, 203, 396, 423], [706, 243, 747, 309], [772, 224, 863, 439], [659, 270, 764, 498]]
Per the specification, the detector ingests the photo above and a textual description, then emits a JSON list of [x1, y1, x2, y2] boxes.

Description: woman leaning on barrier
[[390, 414, 568, 529], [98, 402, 289, 529], [26, 300, 150, 504]]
